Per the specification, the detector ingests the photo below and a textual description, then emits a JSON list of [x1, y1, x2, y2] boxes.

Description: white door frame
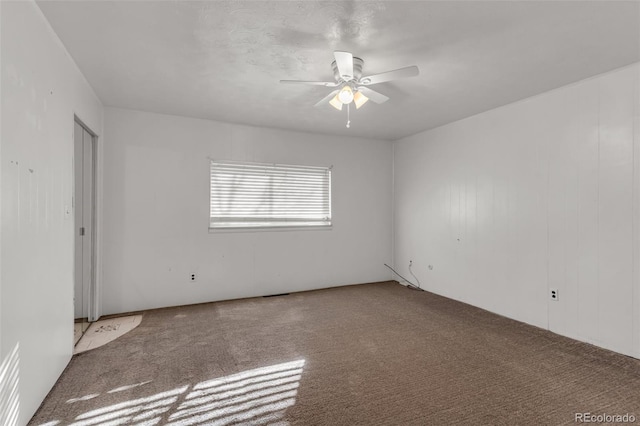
[[74, 116, 100, 323]]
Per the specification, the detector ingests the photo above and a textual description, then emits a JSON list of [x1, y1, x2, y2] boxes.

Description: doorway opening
[[74, 118, 97, 345]]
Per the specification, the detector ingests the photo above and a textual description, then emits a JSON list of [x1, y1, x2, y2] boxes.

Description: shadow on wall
[[37, 359, 305, 426]]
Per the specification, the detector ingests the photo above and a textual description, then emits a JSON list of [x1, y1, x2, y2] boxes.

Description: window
[[209, 160, 331, 229]]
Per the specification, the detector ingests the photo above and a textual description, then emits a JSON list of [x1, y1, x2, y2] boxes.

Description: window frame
[[208, 159, 332, 231]]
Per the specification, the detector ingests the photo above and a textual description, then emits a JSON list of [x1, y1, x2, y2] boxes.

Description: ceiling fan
[[280, 51, 419, 121]]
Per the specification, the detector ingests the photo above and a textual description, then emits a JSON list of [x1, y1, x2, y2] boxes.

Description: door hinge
[[79, 227, 85, 236]]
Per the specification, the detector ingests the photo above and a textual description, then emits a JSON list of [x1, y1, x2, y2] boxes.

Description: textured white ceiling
[[37, 1, 639, 141]]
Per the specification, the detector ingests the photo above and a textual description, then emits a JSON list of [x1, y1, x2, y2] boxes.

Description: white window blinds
[[210, 160, 332, 229]]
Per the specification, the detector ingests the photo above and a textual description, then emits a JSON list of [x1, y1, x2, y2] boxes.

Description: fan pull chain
[[346, 103, 351, 128]]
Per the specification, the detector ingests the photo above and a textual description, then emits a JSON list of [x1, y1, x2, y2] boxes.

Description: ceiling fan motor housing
[[332, 57, 364, 83]]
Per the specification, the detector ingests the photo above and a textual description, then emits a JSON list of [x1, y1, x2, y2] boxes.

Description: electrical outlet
[[428, 265, 433, 270], [190, 273, 196, 282], [550, 288, 558, 301], [409, 260, 413, 267]]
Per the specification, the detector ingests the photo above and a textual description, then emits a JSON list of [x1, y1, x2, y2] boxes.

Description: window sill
[[208, 224, 333, 233]]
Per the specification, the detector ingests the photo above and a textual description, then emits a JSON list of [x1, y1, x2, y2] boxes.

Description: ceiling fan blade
[[280, 80, 339, 87], [356, 87, 389, 104], [359, 65, 419, 85], [334, 51, 354, 80], [314, 89, 341, 108]]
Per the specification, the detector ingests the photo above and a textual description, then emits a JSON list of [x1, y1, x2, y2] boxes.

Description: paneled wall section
[[1, 2, 103, 424], [393, 64, 640, 357]]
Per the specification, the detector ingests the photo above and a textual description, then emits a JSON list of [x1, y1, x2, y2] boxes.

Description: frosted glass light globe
[[338, 86, 354, 104]]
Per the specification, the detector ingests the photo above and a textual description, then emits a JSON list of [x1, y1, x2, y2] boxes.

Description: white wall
[[394, 63, 640, 358], [0, 2, 103, 424], [102, 107, 392, 315]]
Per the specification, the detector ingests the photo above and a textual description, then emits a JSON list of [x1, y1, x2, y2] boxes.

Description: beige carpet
[[30, 282, 640, 425]]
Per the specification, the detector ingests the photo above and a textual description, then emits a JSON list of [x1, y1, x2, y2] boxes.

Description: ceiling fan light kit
[[329, 95, 343, 111], [337, 85, 354, 104], [353, 91, 368, 109], [281, 51, 419, 128]]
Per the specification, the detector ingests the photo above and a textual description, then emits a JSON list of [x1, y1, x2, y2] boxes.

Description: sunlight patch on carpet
[[167, 359, 305, 426], [43, 359, 305, 426]]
